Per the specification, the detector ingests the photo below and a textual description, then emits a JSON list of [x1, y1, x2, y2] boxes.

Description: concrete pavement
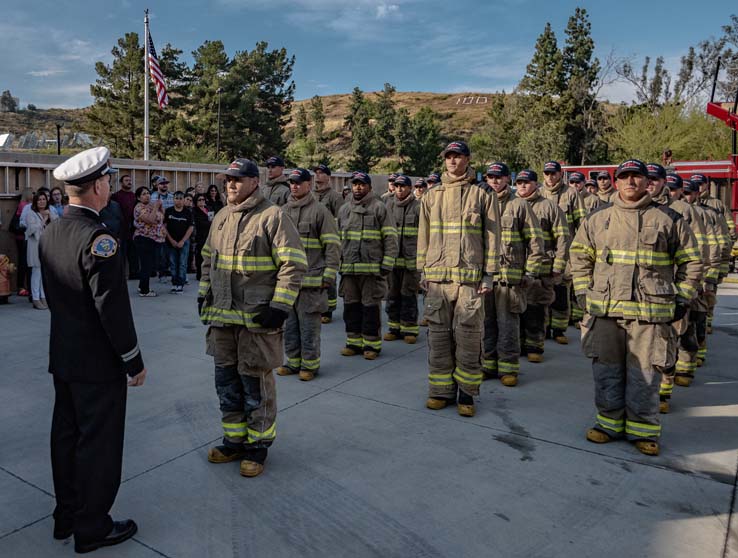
[[1, 278, 737, 557]]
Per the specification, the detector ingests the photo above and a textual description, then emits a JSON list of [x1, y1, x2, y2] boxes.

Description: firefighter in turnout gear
[[383, 175, 422, 343], [418, 141, 501, 417], [515, 170, 569, 363], [262, 156, 290, 206], [571, 159, 702, 457], [571, 174, 601, 215], [595, 170, 617, 203], [480, 163, 545, 386], [540, 161, 586, 344], [278, 168, 341, 381], [337, 171, 399, 360], [199, 158, 307, 477], [313, 164, 344, 323]]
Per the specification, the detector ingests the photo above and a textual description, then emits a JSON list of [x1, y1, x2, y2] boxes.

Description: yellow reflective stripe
[[675, 282, 697, 300], [522, 225, 543, 240], [201, 244, 212, 257], [340, 262, 381, 273], [323, 267, 337, 281], [402, 226, 419, 235], [382, 255, 396, 268], [625, 421, 661, 437], [216, 254, 277, 272], [429, 373, 454, 386], [200, 306, 259, 327], [287, 356, 301, 368], [596, 414, 624, 433], [573, 277, 590, 291], [675, 247, 701, 264], [273, 287, 298, 305], [363, 338, 382, 350], [346, 336, 363, 347], [400, 324, 420, 334], [498, 361, 519, 373], [301, 237, 322, 249], [499, 268, 523, 282], [273, 246, 308, 265], [301, 275, 324, 288], [394, 257, 417, 269], [552, 258, 567, 273], [429, 221, 482, 235], [222, 422, 247, 437], [453, 366, 483, 385], [247, 422, 276, 442], [570, 241, 595, 258], [301, 358, 320, 370], [423, 267, 482, 283], [501, 230, 523, 243], [553, 226, 569, 238], [320, 233, 340, 245], [588, 299, 674, 320], [381, 226, 398, 237], [198, 280, 210, 295], [597, 249, 673, 266], [705, 268, 720, 281], [342, 230, 381, 240], [482, 359, 497, 370]]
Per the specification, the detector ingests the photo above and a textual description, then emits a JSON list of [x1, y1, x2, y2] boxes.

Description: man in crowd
[[417, 141, 500, 417], [571, 159, 702, 456], [570, 172, 600, 215], [312, 163, 344, 324], [199, 158, 306, 477], [414, 178, 428, 200], [263, 156, 290, 206], [426, 172, 442, 189], [515, 170, 569, 363], [111, 174, 139, 279], [540, 161, 585, 345], [337, 171, 398, 360], [595, 170, 617, 203], [480, 162, 544, 387], [151, 177, 174, 281], [163, 191, 194, 294], [381, 173, 397, 202], [278, 168, 340, 381], [383, 174, 422, 344]]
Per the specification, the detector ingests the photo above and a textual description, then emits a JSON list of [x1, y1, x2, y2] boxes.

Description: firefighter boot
[[634, 440, 660, 456], [586, 429, 614, 444], [674, 375, 693, 387], [500, 374, 518, 387], [321, 312, 332, 324], [276, 366, 297, 376], [239, 449, 267, 477], [659, 400, 670, 414], [457, 391, 475, 417], [528, 353, 543, 363], [299, 370, 315, 381], [363, 350, 379, 360], [426, 397, 454, 411], [383, 330, 401, 341], [553, 330, 569, 345], [403, 335, 417, 344], [208, 445, 246, 463]]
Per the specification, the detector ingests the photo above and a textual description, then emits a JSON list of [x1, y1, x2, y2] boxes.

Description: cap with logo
[[646, 163, 666, 179], [568, 171, 585, 183], [426, 172, 441, 184], [515, 169, 538, 183], [441, 140, 470, 157], [265, 156, 285, 167], [585, 179, 596, 187], [543, 161, 561, 173], [690, 173, 708, 185], [313, 164, 331, 176], [683, 179, 700, 193], [597, 171, 611, 179], [614, 159, 648, 178], [53, 146, 118, 185], [393, 174, 412, 187], [486, 162, 510, 177], [414, 178, 428, 188], [388, 173, 398, 182], [216, 158, 260, 179], [288, 168, 312, 183], [666, 173, 683, 190], [351, 171, 371, 185]]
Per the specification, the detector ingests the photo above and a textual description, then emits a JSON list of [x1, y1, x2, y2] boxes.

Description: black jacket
[[193, 206, 212, 246], [40, 205, 144, 383]]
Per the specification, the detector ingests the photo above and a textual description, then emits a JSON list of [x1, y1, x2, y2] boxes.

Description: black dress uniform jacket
[[40, 205, 143, 382]]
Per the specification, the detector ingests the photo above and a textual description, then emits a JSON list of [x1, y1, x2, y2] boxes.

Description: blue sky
[[1, 0, 735, 109]]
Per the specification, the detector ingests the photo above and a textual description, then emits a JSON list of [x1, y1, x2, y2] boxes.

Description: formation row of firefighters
[[197, 141, 736, 476]]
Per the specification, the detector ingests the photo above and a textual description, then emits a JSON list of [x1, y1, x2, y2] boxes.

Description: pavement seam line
[[0, 464, 55, 498], [0, 513, 52, 541], [132, 536, 175, 558], [330, 388, 735, 486], [721, 452, 738, 558]]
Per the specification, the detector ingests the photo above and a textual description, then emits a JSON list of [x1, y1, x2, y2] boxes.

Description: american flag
[[147, 30, 169, 109]]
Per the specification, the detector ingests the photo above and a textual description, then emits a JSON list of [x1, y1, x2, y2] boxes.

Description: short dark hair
[[194, 193, 208, 205], [120, 174, 131, 181], [135, 186, 150, 200], [173, 191, 185, 199]]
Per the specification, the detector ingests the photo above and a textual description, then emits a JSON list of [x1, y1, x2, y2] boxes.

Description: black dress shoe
[[74, 519, 138, 554], [53, 520, 74, 540]]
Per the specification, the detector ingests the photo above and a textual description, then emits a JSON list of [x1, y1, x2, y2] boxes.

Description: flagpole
[[143, 9, 150, 161]]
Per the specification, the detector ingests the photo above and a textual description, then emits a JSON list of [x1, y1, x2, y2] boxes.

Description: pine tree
[[373, 82, 397, 155], [562, 8, 600, 86], [295, 104, 308, 140], [347, 104, 377, 172], [519, 23, 564, 96], [403, 107, 443, 176], [0, 90, 18, 112], [393, 107, 412, 163], [309, 95, 325, 141], [150, 43, 189, 161], [344, 87, 366, 132]]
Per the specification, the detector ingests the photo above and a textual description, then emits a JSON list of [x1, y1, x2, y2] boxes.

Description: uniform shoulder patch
[[91, 234, 118, 258]]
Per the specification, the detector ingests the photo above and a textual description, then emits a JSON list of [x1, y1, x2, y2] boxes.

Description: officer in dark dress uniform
[[40, 146, 146, 554]]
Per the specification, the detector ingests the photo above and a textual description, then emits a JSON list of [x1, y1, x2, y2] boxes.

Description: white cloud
[[376, 4, 399, 19], [28, 69, 67, 77]]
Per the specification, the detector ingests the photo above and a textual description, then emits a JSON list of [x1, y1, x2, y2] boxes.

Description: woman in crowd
[[192, 193, 212, 280], [49, 186, 66, 217], [206, 184, 224, 214], [25, 190, 58, 309], [133, 186, 165, 297], [12, 188, 33, 297]]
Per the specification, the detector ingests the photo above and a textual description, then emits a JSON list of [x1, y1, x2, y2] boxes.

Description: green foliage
[[347, 103, 377, 172], [344, 87, 366, 132], [401, 107, 443, 176], [469, 94, 525, 170], [310, 95, 325, 141], [519, 23, 564, 96], [372, 83, 397, 155], [393, 108, 412, 162], [26, 104, 37, 111], [0, 90, 19, 112], [294, 105, 308, 140]]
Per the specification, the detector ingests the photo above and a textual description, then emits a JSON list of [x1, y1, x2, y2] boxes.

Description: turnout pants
[[483, 284, 526, 378], [580, 315, 675, 442], [340, 274, 387, 353], [323, 282, 338, 316], [386, 268, 420, 337], [550, 279, 571, 333], [206, 325, 281, 450], [521, 277, 555, 354], [424, 282, 484, 398], [284, 288, 327, 373], [51, 375, 127, 541]]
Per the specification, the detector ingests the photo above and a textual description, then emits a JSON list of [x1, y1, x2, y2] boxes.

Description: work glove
[[380, 267, 392, 277], [197, 296, 205, 314], [576, 295, 587, 311], [254, 307, 288, 329], [672, 304, 689, 322]]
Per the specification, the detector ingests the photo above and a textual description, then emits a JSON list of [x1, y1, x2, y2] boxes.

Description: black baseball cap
[[217, 158, 260, 179], [486, 162, 510, 177], [615, 159, 648, 178], [515, 169, 538, 183], [568, 171, 585, 183], [683, 179, 700, 193], [426, 172, 441, 184], [585, 179, 596, 188], [596, 171, 611, 179], [690, 173, 708, 185], [288, 168, 312, 183], [646, 163, 666, 179], [543, 161, 561, 173], [415, 178, 428, 188], [666, 173, 683, 190], [351, 171, 371, 185], [394, 175, 412, 187], [441, 141, 470, 157], [265, 156, 285, 167], [313, 164, 331, 175], [388, 173, 399, 182]]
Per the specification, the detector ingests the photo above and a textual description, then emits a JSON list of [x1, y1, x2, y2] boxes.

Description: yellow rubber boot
[[659, 400, 670, 414], [586, 429, 613, 444], [298, 370, 315, 381], [276, 366, 297, 376], [426, 397, 450, 410], [500, 374, 518, 387], [239, 460, 265, 477], [363, 350, 379, 360], [403, 335, 417, 345], [341, 346, 360, 356], [528, 353, 543, 363], [634, 440, 659, 456], [674, 376, 692, 387], [383, 331, 400, 341]]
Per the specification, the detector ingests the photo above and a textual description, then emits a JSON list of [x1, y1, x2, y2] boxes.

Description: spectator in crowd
[[185, 186, 196, 197], [184, 193, 193, 208], [20, 187, 51, 227], [183, 193, 197, 272], [25, 190, 58, 309], [151, 177, 173, 281], [192, 193, 212, 280], [342, 184, 351, 199], [206, 184, 224, 213], [111, 174, 139, 279], [163, 191, 194, 293], [133, 187, 164, 297], [50, 187, 66, 218], [195, 181, 207, 195], [100, 192, 123, 238], [11, 188, 33, 297]]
